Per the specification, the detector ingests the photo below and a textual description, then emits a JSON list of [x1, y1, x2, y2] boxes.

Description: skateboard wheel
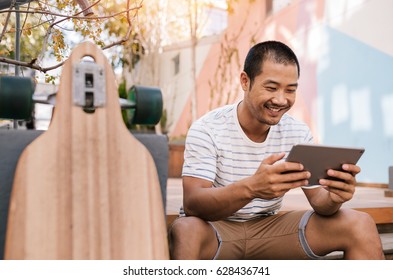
[[0, 76, 35, 120], [127, 85, 163, 125]]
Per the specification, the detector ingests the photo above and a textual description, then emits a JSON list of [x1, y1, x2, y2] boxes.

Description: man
[[169, 41, 384, 260]]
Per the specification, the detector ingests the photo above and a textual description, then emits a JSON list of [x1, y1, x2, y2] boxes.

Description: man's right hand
[[183, 153, 310, 221], [247, 153, 310, 199]]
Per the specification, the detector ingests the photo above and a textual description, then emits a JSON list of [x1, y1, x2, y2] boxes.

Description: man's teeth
[[267, 107, 280, 112]]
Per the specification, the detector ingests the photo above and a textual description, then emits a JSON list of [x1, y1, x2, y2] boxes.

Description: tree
[[188, 0, 200, 123], [122, 0, 224, 134], [0, 0, 142, 82]]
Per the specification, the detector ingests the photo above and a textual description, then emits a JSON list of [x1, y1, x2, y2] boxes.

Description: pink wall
[[170, 0, 323, 140]]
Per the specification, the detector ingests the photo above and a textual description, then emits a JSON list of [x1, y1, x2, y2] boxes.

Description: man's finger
[[262, 153, 285, 165]]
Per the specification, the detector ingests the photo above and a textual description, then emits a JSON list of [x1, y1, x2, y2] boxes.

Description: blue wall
[[318, 27, 393, 183]]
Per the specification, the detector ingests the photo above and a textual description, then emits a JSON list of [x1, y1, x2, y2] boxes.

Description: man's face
[[241, 59, 298, 126]]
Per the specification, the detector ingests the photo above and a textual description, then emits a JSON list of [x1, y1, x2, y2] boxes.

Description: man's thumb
[[262, 153, 285, 165]]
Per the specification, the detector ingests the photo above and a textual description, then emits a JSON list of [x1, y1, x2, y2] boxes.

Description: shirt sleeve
[[304, 128, 314, 144], [181, 121, 217, 182]]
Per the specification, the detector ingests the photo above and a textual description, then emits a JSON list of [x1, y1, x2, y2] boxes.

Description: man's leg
[[169, 216, 218, 260], [306, 209, 385, 259]]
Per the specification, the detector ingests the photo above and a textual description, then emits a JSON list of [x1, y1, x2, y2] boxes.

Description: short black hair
[[243, 41, 300, 88]]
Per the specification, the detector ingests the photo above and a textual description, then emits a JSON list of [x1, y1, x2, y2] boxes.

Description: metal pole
[[15, 3, 20, 76], [13, 3, 20, 129]]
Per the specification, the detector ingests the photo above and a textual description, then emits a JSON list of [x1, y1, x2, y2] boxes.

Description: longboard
[[4, 42, 169, 259]]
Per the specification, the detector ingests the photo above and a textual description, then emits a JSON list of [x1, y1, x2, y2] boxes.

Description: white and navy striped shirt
[[181, 101, 313, 222]]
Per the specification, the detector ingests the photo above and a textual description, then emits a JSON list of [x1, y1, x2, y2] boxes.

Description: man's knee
[[168, 216, 218, 260], [169, 216, 208, 242], [320, 208, 380, 247], [330, 209, 383, 258], [308, 209, 381, 256], [335, 209, 376, 233]]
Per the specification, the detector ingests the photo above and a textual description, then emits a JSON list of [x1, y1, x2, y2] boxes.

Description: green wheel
[[0, 76, 35, 120], [126, 85, 163, 125]]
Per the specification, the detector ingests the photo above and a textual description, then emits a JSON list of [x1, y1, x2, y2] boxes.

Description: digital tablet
[[285, 144, 365, 188]]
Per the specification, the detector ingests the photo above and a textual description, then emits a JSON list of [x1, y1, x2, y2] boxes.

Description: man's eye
[[286, 89, 296, 93], [266, 87, 276, 91]]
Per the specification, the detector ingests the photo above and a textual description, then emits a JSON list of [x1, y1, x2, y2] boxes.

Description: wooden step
[[354, 207, 393, 224]]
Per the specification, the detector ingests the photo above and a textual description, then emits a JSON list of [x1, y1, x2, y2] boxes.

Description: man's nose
[[272, 91, 286, 105]]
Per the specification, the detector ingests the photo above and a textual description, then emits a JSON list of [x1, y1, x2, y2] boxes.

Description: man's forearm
[[183, 179, 253, 221]]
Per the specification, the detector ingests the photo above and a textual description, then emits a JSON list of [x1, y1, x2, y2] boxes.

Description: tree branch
[[0, 4, 142, 21], [0, 56, 63, 73], [75, 0, 95, 17], [103, 0, 138, 50], [0, 0, 142, 74], [0, 9, 12, 43]]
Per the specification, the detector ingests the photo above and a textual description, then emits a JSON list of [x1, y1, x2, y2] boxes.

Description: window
[[172, 54, 180, 75], [266, 0, 292, 16]]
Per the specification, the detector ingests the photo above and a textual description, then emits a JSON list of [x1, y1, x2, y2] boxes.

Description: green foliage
[[0, 0, 139, 82], [0, 8, 46, 63], [44, 73, 57, 84], [118, 80, 130, 128]]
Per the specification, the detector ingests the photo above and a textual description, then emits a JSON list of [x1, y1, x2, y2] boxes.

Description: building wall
[[314, 0, 393, 183], [159, 36, 221, 135]]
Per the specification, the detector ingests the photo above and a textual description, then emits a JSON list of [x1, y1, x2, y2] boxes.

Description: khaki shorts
[[210, 210, 319, 260]]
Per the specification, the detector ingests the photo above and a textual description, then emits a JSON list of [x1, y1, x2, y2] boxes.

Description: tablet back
[[286, 144, 365, 186]]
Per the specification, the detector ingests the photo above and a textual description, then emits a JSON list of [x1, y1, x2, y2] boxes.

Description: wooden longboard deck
[[5, 42, 169, 259]]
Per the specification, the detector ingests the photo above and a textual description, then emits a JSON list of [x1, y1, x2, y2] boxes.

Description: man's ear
[[240, 72, 250, 91]]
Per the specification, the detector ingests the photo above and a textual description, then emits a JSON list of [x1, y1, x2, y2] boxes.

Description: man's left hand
[[318, 164, 361, 204]]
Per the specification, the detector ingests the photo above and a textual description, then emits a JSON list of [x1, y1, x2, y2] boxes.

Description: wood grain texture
[[5, 42, 169, 259], [354, 207, 393, 224]]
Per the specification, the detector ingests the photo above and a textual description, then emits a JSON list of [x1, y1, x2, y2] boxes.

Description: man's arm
[[183, 153, 311, 221], [182, 176, 254, 221], [303, 163, 361, 216]]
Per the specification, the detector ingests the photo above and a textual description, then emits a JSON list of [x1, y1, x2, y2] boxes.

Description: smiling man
[[169, 41, 384, 260]]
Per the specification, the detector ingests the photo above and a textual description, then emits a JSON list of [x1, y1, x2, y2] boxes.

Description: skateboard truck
[[0, 75, 163, 125], [73, 61, 106, 113]]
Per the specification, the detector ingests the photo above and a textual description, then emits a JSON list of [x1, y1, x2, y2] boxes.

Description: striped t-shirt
[[181, 101, 313, 222]]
